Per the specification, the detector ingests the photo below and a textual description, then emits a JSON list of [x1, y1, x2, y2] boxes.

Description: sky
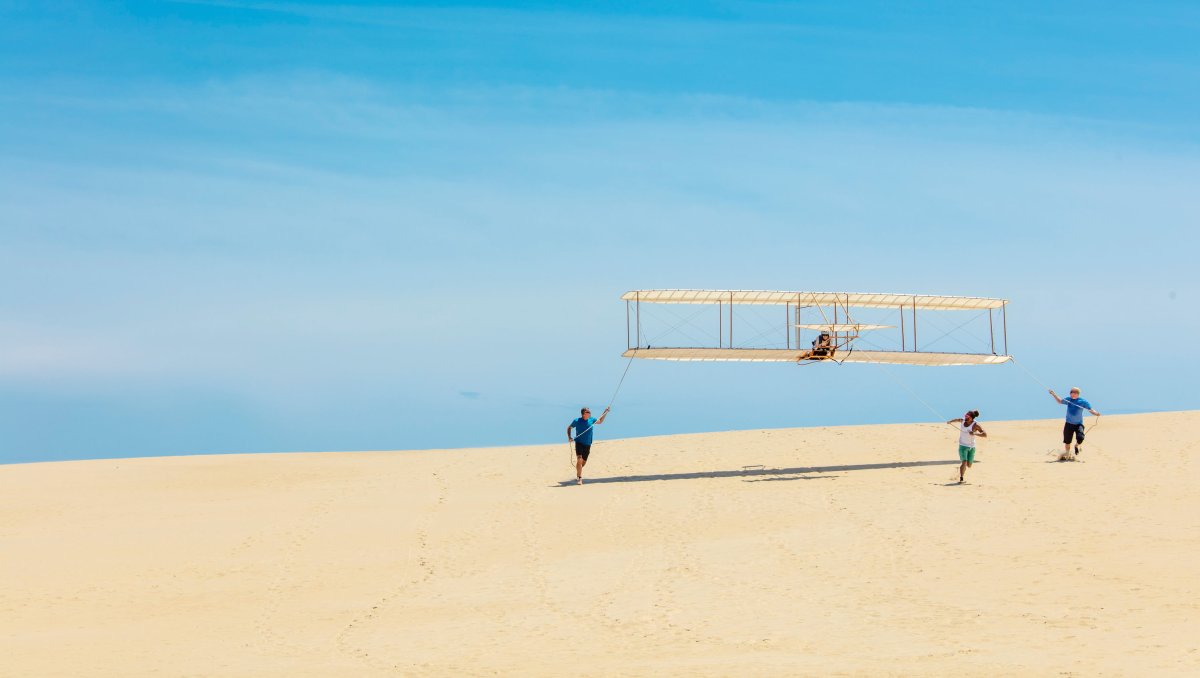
[[2, 1, 1198, 463]]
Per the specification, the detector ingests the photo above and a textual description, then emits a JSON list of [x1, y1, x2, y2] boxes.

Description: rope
[[568, 351, 637, 468], [844, 334, 957, 429], [875, 363, 983, 482], [1008, 356, 1101, 434], [873, 361, 957, 429], [1009, 355, 1052, 391]]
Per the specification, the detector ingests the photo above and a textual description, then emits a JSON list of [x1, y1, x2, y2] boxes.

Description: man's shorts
[[575, 442, 592, 461], [958, 445, 976, 463], [1063, 422, 1086, 445]]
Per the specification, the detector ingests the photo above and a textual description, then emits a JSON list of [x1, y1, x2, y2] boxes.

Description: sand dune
[[2, 412, 1197, 676]]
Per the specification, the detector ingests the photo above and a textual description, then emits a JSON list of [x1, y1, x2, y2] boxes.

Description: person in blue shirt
[[567, 406, 610, 485], [1049, 387, 1100, 459]]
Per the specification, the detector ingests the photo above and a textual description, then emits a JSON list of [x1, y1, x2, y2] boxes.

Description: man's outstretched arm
[[596, 406, 611, 425]]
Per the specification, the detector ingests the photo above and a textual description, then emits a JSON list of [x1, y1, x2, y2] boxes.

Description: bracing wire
[[641, 303, 717, 348], [917, 309, 991, 353]]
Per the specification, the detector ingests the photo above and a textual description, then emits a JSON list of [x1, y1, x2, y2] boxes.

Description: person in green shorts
[[947, 410, 987, 483]]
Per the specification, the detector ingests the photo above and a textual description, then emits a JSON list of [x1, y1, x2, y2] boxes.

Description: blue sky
[[2, 1, 1198, 463]]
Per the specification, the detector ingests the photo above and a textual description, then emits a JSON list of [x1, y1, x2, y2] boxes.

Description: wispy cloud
[[164, 0, 828, 38]]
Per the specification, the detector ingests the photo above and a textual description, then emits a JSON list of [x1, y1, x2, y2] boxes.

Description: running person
[[947, 410, 986, 483], [1048, 387, 1100, 459], [567, 406, 609, 485]]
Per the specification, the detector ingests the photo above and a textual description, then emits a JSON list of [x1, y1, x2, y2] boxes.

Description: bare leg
[[576, 455, 586, 484], [959, 461, 967, 482]]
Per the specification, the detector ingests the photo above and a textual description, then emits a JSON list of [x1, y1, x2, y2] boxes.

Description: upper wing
[[620, 289, 1006, 310]]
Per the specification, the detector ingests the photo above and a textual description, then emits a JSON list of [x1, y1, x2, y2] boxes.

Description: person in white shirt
[[947, 410, 987, 484]]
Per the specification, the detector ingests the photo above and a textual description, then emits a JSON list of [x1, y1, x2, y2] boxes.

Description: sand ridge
[[2, 412, 1197, 676]]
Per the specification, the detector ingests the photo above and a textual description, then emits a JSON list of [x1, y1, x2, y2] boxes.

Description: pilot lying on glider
[[809, 332, 835, 359]]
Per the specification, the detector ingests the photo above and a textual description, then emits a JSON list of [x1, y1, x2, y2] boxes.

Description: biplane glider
[[620, 290, 1012, 366]]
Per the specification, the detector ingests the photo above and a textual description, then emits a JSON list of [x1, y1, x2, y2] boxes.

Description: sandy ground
[[1, 411, 1197, 677]]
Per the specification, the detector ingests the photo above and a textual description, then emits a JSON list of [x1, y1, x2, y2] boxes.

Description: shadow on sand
[[555, 459, 960, 487]]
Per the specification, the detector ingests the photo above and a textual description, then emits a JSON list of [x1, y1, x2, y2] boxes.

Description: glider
[[621, 290, 1011, 366]]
